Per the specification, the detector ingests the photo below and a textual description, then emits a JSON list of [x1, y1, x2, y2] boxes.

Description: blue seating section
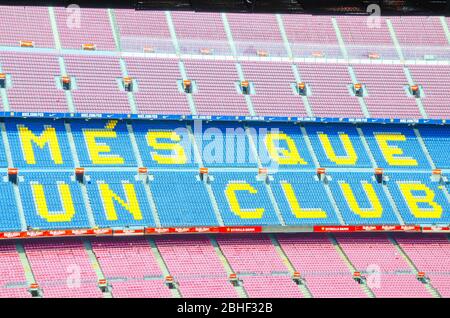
[[386, 173, 450, 225], [248, 122, 315, 171], [19, 172, 90, 229], [361, 124, 430, 170], [328, 172, 400, 224], [132, 120, 198, 168], [418, 125, 450, 169], [0, 182, 21, 231], [193, 121, 257, 167], [86, 171, 155, 228], [305, 124, 372, 168], [71, 120, 137, 167], [271, 172, 340, 225], [0, 118, 447, 231], [150, 171, 218, 226], [211, 172, 280, 225], [6, 119, 74, 168]]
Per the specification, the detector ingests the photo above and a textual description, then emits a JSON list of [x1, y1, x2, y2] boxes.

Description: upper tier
[[0, 6, 448, 120]]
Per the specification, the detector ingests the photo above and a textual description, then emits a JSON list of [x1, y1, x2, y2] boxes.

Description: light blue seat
[[86, 171, 156, 228], [6, 119, 74, 168], [271, 172, 340, 225], [328, 172, 400, 224], [19, 171, 90, 229], [305, 124, 372, 168], [150, 171, 218, 226], [71, 119, 138, 167], [211, 172, 281, 226]]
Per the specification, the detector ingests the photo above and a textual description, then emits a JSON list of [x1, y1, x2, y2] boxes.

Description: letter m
[[18, 125, 63, 164]]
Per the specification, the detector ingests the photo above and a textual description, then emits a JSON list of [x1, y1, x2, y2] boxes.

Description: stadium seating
[[352, 64, 423, 119], [240, 61, 308, 117], [390, 16, 450, 60], [0, 243, 29, 298], [271, 172, 340, 225], [0, 6, 54, 48], [0, 118, 447, 231], [282, 14, 341, 58], [328, 172, 400, 225], [64, 55, 131, 113], [394, 233, 450, 297], [297, 63, 364, 118], [19, 171, 90, 230], [0, 232, 445, 298], [227, 13, 286, 57], [124, 57, 191, 114], [277, 233, 368, 297], [0, 7, 449, 119], [0, 52, 69, 112], [154, 235, 239, 297], [54, 7, 116, 51], [335, 16, 398, 59], [216, 234, 303, 297], [171, 12, 231, 56], [305, 124, 372, 168], [408, 65, 450, 119], [115, 10, 174, 53], [183, 60, 249, 116], [23, 239, 103, 298], [90, 237, 172, 297], [418, 125, 450, 168], [0, 4, 450, 299], [335, 233, 433, 297]]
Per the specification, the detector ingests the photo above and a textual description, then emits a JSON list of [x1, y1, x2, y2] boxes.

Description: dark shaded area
[[0, 0, 447, 15]]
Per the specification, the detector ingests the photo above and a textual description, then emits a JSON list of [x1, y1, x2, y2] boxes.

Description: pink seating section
[[183, 59, 249, 116], [352, 64, 422, 119], [64, 55, 131, 113], [395, 233, 450, 297], [407, 65, 450, 119], [115, 10, 174, 53], [215, 234, 303, 298], [23, 239, 103, 298], [0, 243, 29, 298], [90, 237, 171, 298], [227, 13, 286, 57], [0, 52, 69, 112], [0, 6, 54, 48], [297, 62, 365, 118], [277, 233, 368, 298], [334, 233, 432, 298], [282, 15, 341, 58], [241, 61, 308, 117], [390, 16, 450, 59], [335, 16, 398, 59], [154, 235, 239, 298], [124, 57, 191, 115], [54, 8, 116, 51], [171, 12, 231, 56], [3, 234, 450, 297], [0, 7, 448, 119]]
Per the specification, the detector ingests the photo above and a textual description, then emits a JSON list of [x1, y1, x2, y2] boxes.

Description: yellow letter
[[83, 120, 124, 165], [281, 182, 327, 218], [225, 183, 264, 218], [147, 131, 187, 164], [99, 183, 142, 221], [265, 133, 307, 165], [398, 183, 442, 218], [318, 133, 358, 165], [340, 182, 383, 218], [374, 133, 417, 166], [32, 183, 75, 222], [19, 125, 63, 164]]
